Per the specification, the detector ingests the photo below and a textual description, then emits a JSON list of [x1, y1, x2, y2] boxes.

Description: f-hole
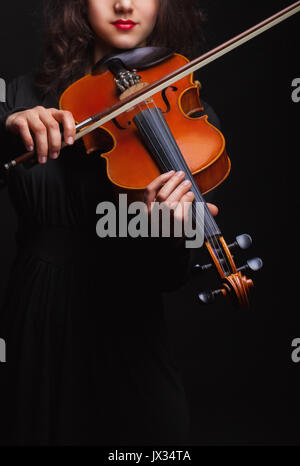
[[161, 86, 178, 113], [112, 85, 178, 130], [112, 118, 131, 131]]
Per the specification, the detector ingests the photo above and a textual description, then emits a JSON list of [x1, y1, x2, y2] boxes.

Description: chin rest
[[91, 46, 174, 75]]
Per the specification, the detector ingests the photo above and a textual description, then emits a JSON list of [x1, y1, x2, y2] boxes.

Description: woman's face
[[87, 0, 159, 58]]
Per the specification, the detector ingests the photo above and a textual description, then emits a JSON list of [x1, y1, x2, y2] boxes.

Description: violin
[[3, 2, 300, 309], [60, 47, 258, 309]]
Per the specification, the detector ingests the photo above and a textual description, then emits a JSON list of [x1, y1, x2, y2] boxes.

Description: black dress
[[0, 72, 219, 446]]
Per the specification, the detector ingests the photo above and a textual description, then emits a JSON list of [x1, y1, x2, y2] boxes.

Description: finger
[[10, 116, 34, 152], [50, 109, 76, 146], [207, 203, 219, 217], [173, 191, 195, 221], [144, 171, 175, 207], [26, 113, 49, 164], [38, 108, 63, 159], [156, 171, 187, 202], [162, 178, 193, 206]]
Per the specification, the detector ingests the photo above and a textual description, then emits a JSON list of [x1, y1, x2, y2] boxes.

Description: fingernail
[[183, 180, 191, 186], [167, 170, 175, 174], [67, 137, 74, 145], [176, 171, 184, 177], [40, 157, 47, 164], [28, 145, 34, 152], [52, 152, 59, 159]]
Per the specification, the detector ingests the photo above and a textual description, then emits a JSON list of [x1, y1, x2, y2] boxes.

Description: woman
[[0, 0, 219, 445]]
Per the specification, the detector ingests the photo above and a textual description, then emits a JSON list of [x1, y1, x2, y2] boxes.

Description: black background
[[0, 0, 299, 445]]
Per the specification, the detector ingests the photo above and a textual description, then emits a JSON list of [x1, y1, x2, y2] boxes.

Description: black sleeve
[[0, 71, 54, 167], [0, 75, 36, 166]]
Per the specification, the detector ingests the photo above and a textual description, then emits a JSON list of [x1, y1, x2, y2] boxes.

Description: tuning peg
[[194, 263, 212, 273], [237, 257, 263, 273], [228, 234, 253, 251], [213, 234, 252, 255], [198, 288, 225, 305], [193, 255, 234, 274]]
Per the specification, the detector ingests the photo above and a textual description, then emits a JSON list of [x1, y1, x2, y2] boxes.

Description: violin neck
[[133, 107, 221, 240]]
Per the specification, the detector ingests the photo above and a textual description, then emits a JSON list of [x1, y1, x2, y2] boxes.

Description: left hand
[[144, 170, 219, 237]]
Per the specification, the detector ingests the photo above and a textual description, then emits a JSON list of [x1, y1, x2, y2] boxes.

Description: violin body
[[59, 53, 231, 195]]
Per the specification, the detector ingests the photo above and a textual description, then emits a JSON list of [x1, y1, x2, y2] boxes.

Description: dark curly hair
[[35, 0, 206, 99]]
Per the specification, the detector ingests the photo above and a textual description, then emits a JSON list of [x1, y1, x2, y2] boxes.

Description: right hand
[[5, 106, 76, 164]]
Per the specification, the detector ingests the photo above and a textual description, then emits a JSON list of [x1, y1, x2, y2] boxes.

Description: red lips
[[112, 19, 137, 30]]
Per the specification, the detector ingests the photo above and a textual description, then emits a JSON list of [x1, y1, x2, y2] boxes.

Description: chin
[[111, 38, 143, 51]]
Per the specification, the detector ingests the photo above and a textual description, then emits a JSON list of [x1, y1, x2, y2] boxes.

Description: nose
[[114, 0, 134, 15]]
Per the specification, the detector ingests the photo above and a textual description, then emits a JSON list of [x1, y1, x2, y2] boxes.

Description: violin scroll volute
[[196, 234, 263, 309]]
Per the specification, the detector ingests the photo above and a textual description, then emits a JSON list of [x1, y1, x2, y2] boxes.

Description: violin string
[[134, 97, 231, 276], [136, 98, 230, 276], [134, 99, 213, 253], [142, 98, 232, 276], [151, 101, 232, 276]]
